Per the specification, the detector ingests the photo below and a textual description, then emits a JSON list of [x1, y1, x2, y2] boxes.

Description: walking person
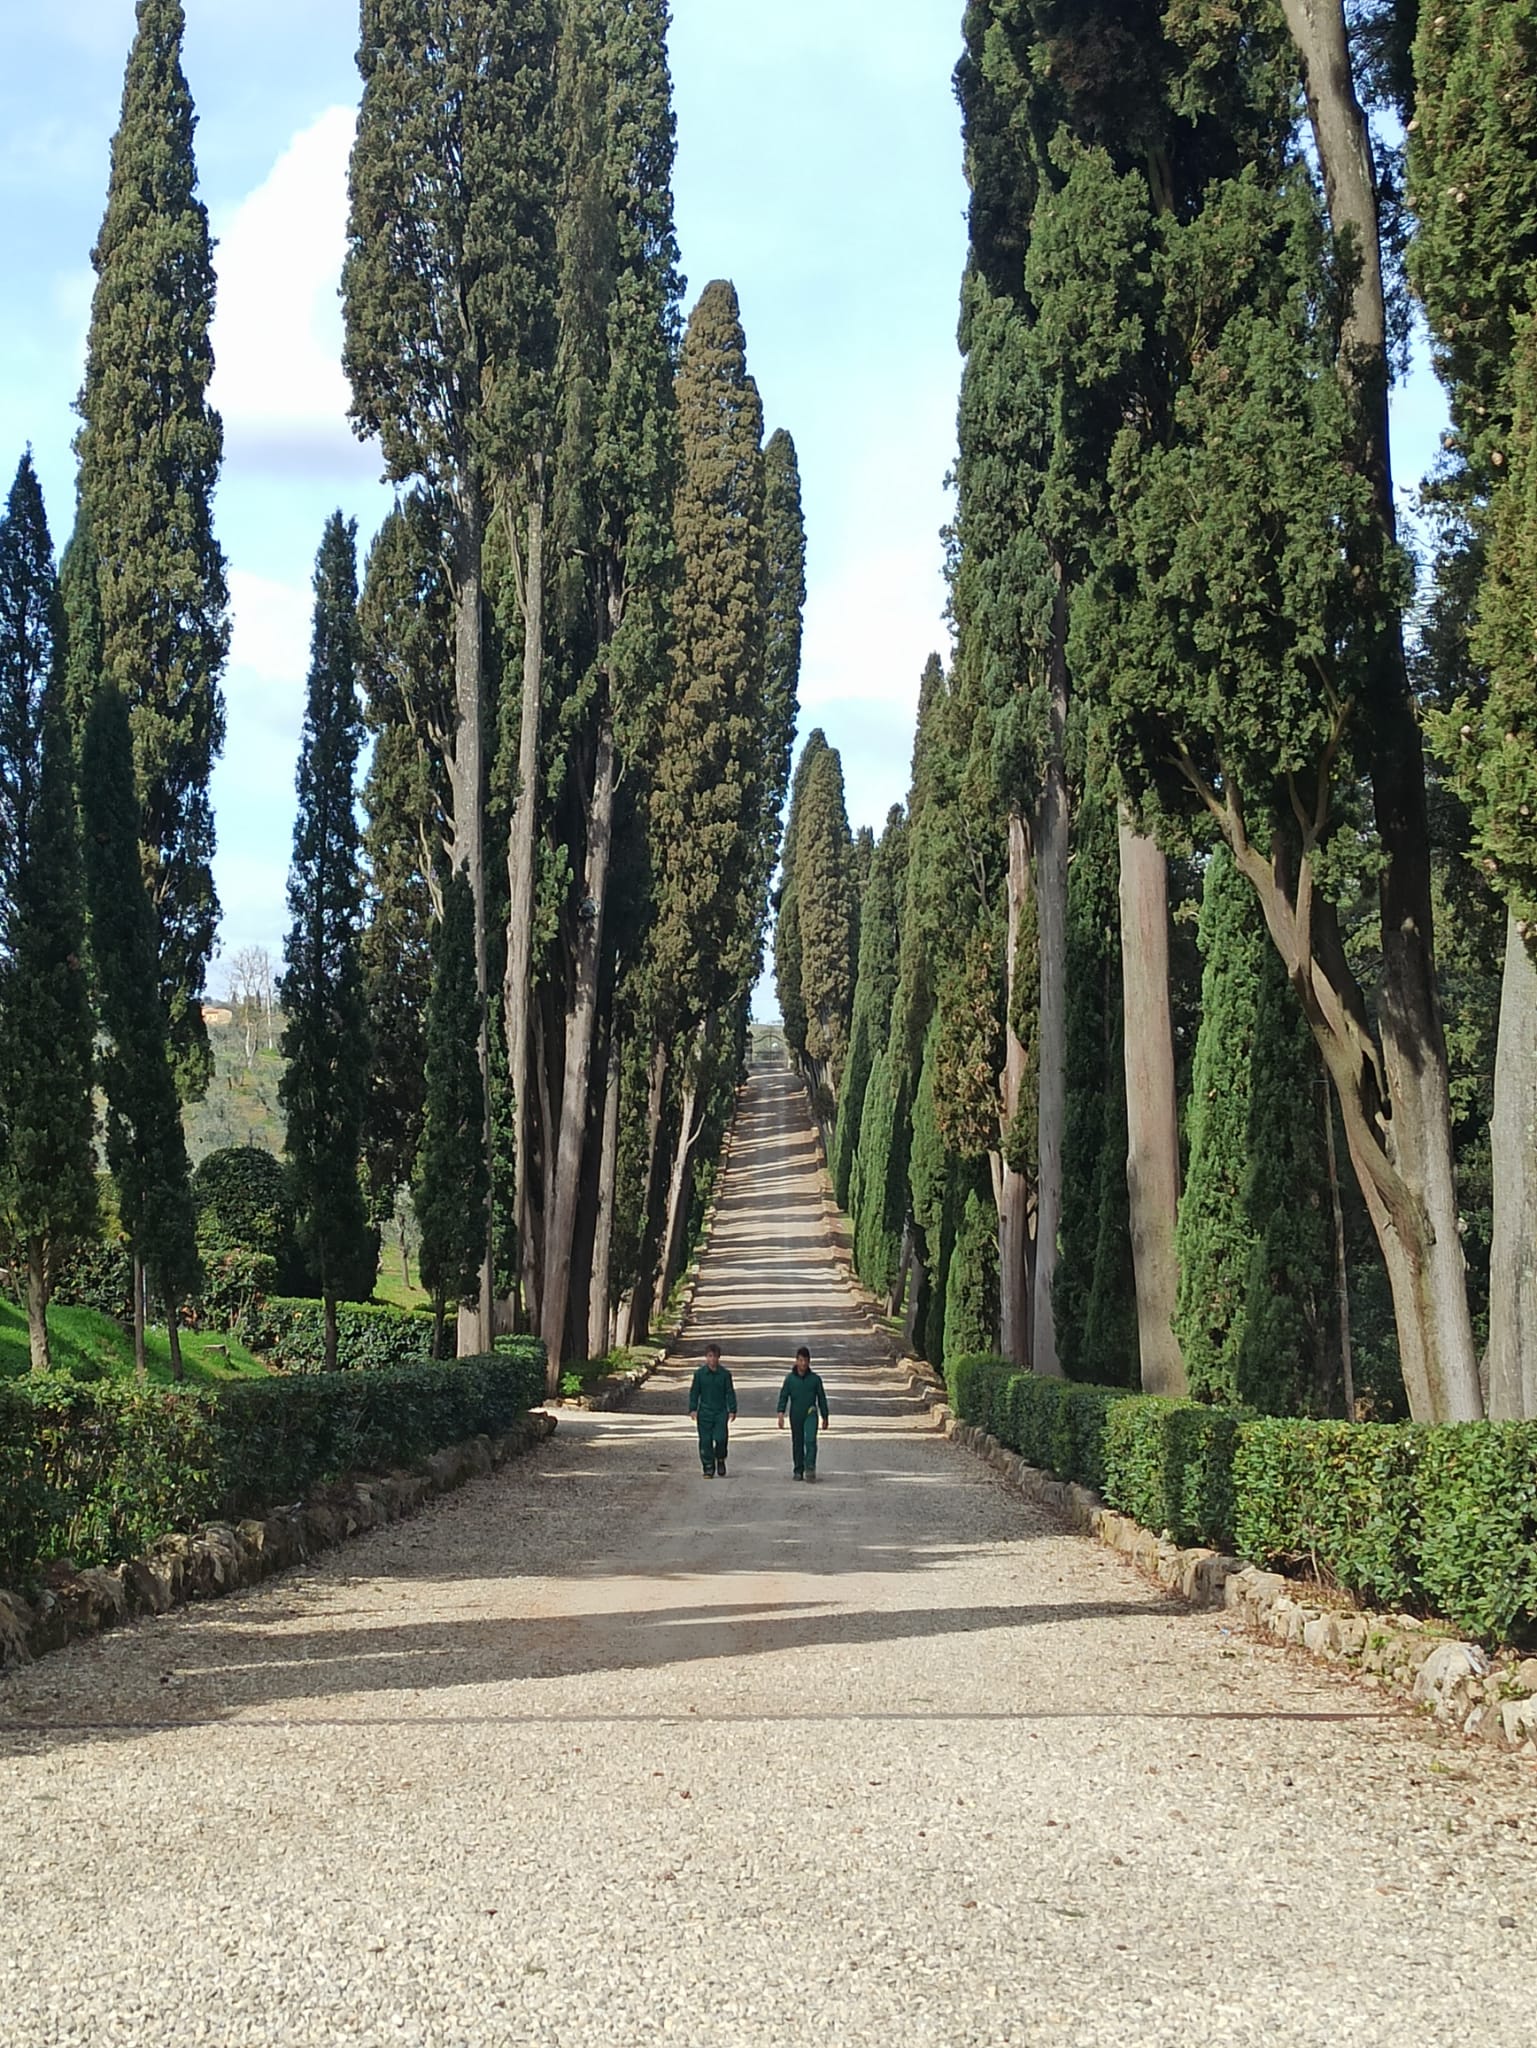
[[777, 1346, 830, 1481], [689, 1342, 738, 1478]]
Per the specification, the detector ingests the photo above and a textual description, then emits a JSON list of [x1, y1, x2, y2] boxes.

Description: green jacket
[[777, 1369, 828, 1424], [689, 1363, 737, 1419]]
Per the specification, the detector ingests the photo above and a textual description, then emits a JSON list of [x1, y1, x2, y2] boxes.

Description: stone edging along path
[[915, 1376, 1537, 1757], [0, 1410, 557, 1675]]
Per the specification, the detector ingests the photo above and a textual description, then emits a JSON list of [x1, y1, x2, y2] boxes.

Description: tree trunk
[[451, 485, 493, 1355], [505, 483, 546, 1346], [25, 1240, 50, 1375], [166, 1300, 184, 1382], [1032, 594, 1070, 1378], [999, 812, 1034, 1369], [1323, 1085, 1356, 1422], [1488, 912, 1537, 1419], [1118, 812, 1187, 1397], [588, 1029, 622, 1363], [432, 1295, 446, 1364], [132, 1253, 147, 1378], [1281, 0, 1482, 1423], [541, 719, 615, 1392], [659, 1025, 709, 1308], [621, 1039, 670, 1346]]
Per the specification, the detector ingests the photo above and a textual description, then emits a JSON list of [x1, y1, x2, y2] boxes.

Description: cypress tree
[[280, 517, 374, 1372], [1412, 2, 1537, 1419], [1175, 849, 1269, 1405], [75, 0, 229, 1100], [345, 0, 560, 1348], [759, 427, 807, 892], [833, 808, 903, 1210], [416, 867, 491, 1358], [80, 682, 198, 1377], [0, 457, 98, 1372], [795, 742, 858, 1102], [774, 729, 828, 1058], [358, 496, 454, 1230], [944, 1187, 999, 1367]]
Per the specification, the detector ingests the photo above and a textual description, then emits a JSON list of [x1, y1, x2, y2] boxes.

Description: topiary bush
[[1102, 1398, 1242, 1550], [1411, 1424, 1537, 1643], [1232, 1419, 1417, 1609]]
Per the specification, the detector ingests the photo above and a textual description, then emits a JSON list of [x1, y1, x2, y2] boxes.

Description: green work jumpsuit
[[776, 1367, 829, 1477], [689, 1360, 737, 1474]]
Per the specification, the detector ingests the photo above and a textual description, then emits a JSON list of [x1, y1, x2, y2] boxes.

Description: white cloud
[[228, 567, 312, 696], [209, 105, 373, 478], [799, 544, 951, 712]]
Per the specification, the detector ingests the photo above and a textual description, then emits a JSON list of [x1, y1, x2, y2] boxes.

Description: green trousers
[[696, 1415, 730, 1470], [790, 1409, 819, 1475]]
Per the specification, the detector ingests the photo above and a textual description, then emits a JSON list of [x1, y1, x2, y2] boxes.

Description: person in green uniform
[[777, 1346, 830, 1481], [689, 1343, 738, 1478]]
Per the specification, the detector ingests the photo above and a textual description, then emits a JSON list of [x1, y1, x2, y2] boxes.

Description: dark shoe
[[715, 1461, 727, 1477], [792, 1470, 804, 1481], [701, 1466, 715, 1478], [806, 1470, 818, 1483]]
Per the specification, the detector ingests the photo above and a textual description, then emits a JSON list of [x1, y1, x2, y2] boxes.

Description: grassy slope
[[0, 1300, 270, 1386]]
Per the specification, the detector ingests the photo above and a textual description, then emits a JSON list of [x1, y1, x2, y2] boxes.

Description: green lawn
[[0, 1299, 271, 1386]]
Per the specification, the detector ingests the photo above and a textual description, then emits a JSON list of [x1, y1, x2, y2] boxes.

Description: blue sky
[[0, 4, 1445, 1001]]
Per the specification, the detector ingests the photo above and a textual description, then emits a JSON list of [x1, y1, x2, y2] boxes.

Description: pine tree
[[80, 682, 198, 1376], [0, 457, 98, 1372], [280, 517, 374, 1371], [75, 0, 228, 1099], [416, 866, 491, 1358], [358, 496, 454, 1229]]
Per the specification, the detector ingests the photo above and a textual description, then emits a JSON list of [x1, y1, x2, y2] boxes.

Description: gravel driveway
[[2, 1063, 1533, 2048]]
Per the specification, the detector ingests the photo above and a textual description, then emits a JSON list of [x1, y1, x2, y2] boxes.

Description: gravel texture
[[2, 1064, 1534, 2048]]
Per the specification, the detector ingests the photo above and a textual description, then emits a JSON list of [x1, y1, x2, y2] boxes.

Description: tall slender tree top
[[761, 429, 806, 847], [0, 456, 59, 910], [345, 0, 561, 496], [75, 0, 229, 1098]]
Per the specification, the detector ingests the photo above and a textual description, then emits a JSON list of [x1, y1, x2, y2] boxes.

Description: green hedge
[[0, 1346, 548, 1591], [246, 1297, 436, 1374], [948, 1357, 1537, 1643]]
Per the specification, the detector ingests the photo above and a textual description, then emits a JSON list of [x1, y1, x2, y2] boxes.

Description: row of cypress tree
[[0, 0, 803, 1380], [341, 0, 804, 1381], [787, 1, 1537, 1428]]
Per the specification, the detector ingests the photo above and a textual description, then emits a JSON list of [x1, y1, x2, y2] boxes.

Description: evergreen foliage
[[80, 681, 199, 1373], [794, 742, 857, 1092], [75, 0, 229, 1099], [415, 868, 491, 1357], [279, 517, 374, 1368], [774, 729, 828, 1057], [0, 457, 98, 1371], [833, 808, 903, 1209], [944, 1187, 999, 1368]]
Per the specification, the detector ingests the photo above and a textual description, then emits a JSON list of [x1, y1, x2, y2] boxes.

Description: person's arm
[[818, 1378, 830, 1426], [727, 1371, 738, 1419]]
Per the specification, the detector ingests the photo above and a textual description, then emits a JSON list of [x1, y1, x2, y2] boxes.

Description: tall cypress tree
[[833, 807, 904, 1210], [81, 682, 198, 1377], [795, 742, 858, 1103], [0, 457, 98, 1373], [775, 728, 829, 1057], [1412, 2, 1537, 1419], [75, 0, 228, 1099], [280, 517, 374, 1372], [415, 866, 490, 1358], [345, 0, 560, 1349], [358, 496, 454, 1230]]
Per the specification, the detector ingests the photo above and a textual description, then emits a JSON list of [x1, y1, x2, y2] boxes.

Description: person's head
[[794, 1346, 811, 1375], [705, 1343, 722, 1370]]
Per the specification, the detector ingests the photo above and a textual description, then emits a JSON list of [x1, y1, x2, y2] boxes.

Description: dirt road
[[2, 1061, 1532, 2047]]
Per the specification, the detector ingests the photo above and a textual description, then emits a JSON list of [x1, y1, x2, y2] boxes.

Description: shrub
[[948, 1357, 1123, 1496], [246, 1297, 435, 1374], [1412, 1425, 1537, 1643], [1232, 1419, 1417, 1609], [51, 1234, 136, 1321], [192, 1147, 295, 1262], [1103, 1398, 1241, 1549], [0, 1346, 549, 1589]]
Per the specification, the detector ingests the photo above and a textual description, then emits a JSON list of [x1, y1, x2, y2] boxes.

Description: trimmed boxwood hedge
[[245, 1297, 437, 1374], [947, 1355, 1537, 1644], [0, 1347, 548, 1592]]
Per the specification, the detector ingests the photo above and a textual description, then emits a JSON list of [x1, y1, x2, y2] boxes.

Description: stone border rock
[[0, 1410, 558, 1675], [922, 1395, 1537, 1757]]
